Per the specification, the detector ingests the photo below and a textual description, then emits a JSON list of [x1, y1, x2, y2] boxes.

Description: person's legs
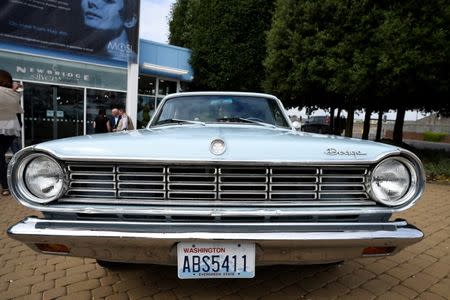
[[10, 136, 21, 153], [0, 135, 15, 193]]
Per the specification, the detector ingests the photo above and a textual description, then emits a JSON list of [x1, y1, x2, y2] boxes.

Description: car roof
[[163, 91, 280, 101]]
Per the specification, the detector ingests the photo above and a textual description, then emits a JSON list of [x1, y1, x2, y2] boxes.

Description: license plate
[[177, 242, 255, 279]]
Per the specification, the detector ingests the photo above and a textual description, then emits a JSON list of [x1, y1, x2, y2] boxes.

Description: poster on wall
[[0, 0, 140, 63]]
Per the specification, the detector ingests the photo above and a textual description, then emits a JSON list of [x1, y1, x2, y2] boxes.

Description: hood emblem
[[325, 148, 367, 156], [210, 139, 226, 155]]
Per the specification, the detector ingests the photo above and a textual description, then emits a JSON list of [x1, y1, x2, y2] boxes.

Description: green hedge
[[423, 132, 446, 142]]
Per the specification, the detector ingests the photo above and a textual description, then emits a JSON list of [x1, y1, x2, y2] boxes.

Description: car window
[[151, 96, 290, 128]]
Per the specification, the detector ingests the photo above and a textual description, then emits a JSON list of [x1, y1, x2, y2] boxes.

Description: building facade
[[0, 39, 192, 148]]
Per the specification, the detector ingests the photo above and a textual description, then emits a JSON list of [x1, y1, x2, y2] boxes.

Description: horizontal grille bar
[[62, 164, 373, 206]]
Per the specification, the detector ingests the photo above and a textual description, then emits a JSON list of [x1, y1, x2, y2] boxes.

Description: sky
[[138, 0, 428, 121], [139, 0, 175, 43]]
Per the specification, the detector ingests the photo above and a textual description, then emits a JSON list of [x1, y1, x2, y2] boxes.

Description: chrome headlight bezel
[[13, 152, 66, 204], [368, 156, 419, 207]]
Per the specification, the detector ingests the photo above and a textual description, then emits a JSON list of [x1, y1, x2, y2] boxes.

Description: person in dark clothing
[[93, 108, 110, 133], [109, 108, 121, 131]]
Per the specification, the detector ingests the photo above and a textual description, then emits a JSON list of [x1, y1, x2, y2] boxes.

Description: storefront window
[[180, 81, 191, 92], [86, 89, 126, 134], [137, 95, 155, 129], [158, 79, 177, 95], [23, 83, 84, 146], [138, 76, 156, 95], [137, 76, 180, 128]]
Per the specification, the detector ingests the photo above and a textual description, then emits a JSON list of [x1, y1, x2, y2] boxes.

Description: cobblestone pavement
[[0, 183, 449, 300]]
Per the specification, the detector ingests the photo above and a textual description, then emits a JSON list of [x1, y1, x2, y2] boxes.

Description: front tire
[[96, 259, 125, 269]]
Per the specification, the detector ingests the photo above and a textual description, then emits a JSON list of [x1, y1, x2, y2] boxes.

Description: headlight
[[17, 154, 65, 203], [369, 157, 417, 206]]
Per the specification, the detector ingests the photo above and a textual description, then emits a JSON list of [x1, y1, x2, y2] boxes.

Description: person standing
[[9, 81, 23, 153], [0, 70, 23, 196], [116, 107, 134, 131], [109, 108, 121, 131], [93, 108, 110, 133]]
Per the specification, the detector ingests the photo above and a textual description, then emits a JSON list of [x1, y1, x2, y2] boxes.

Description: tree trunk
[[362, 109, 372, 140], [336, 108, 342, 135], [329, 106, 335, 134], [393, 108, 406, 144], [345, 108, 354, 137], [375, 110, 383, 141]]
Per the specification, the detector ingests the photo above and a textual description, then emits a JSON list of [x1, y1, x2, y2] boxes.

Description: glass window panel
[[180, 81, 191, 92], [151, 95, 290, 128], [156, 97, 164, 108], [138, 76, 156, 95], [56, 86, 84, 139], [137, 95, 155, 129], [86, 89, 126, 134], [23, 83, 84, 146], [158, 79, 177, 96], [23, 83, 54, 146]]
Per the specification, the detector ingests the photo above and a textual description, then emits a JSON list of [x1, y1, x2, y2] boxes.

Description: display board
[[0, 0, 140, 63]]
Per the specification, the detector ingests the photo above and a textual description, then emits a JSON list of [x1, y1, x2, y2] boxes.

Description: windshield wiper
[[155, 118, 205, 126], [217, 117, 276, 128]]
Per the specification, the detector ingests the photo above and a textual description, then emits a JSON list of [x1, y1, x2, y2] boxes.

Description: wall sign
[[0, 50, 127, 90], [0, 0, 140, 63]]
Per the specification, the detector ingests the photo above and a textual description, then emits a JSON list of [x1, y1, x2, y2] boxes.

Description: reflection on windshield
[[152, 96, 290, 128]]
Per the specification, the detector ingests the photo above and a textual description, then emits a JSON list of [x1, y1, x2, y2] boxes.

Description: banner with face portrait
[[0, 0, 140, 63]]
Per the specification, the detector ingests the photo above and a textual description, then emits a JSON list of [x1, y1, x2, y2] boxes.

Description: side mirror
[[292, 121, 301, 130]]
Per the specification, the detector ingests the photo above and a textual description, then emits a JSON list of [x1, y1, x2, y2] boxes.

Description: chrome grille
[[62, 164, 373, 206]]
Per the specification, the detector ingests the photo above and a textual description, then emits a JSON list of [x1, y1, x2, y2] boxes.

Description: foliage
[[373, 1, 450, 113], [168, 0, 275, 91], [264, 0, 381, 108], [415, 149, 450, 181], [168, 0, 192, 48], [264, 0, 450, 122], [423, 132, 447, 143], [169, 0, 449, 141]]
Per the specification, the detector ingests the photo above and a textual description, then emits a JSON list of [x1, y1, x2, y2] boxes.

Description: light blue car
[[7, 92, 425, 279]]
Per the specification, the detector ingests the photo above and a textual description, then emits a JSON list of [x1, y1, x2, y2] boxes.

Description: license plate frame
[[177, 242, 255, 279]]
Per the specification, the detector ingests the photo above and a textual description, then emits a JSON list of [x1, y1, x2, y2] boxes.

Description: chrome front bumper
[[8, 217, 423, 265]]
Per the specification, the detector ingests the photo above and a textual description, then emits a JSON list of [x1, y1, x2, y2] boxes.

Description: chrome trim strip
[[67, 165, 115, 173], [57, 198, 376, 206], [117, 175, 165, 181], [8, 217, 424, 242], [69, 182, 116, 189], [69, 173, 115, 180]]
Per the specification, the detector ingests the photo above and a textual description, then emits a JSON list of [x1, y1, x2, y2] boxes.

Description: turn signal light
[[362, 246, 395, 256], [35, 243, 70, 253]]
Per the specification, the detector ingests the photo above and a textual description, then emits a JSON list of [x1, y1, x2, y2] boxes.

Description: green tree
[[264, 0, 382, 136], [168, 0, 275, 91], [373, 1, 449, 142], [168, 0, 192, 47], [265, 0, 449, 141]]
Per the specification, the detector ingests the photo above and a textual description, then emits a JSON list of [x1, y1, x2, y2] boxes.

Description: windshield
[[150, 95, 290, 128]]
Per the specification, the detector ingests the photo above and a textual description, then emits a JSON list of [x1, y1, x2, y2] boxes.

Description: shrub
[[423, 132, 446, 142]]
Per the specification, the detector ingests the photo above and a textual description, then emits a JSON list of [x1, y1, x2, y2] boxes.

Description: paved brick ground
[[0, 183, 448, 300]]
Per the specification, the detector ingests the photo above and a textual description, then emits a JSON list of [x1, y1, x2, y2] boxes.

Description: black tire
[[322, 260, 344, 267], [96, 259, 125, 269]]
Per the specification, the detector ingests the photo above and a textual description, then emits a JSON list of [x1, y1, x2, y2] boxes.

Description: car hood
[[33, 125, 400, 163]]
